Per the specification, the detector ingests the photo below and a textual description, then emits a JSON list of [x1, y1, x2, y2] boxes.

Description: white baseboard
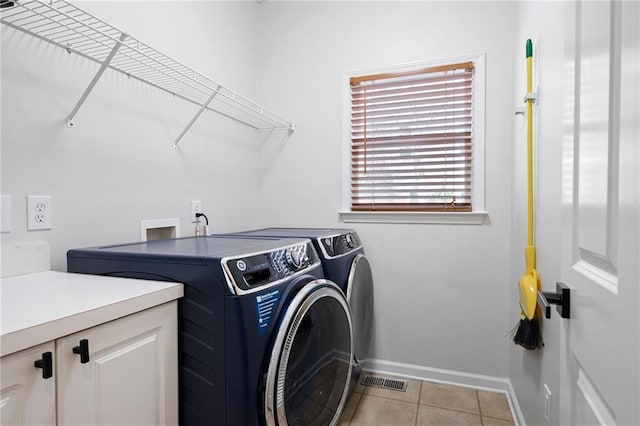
[[362, 358, 526, 426]]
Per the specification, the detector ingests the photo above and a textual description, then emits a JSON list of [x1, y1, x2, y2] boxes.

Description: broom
[[513, 39, 541, 350]]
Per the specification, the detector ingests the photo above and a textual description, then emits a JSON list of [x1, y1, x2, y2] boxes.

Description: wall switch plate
[[543, 384, 552, 425], [27, 195, 52, 231], [1, 195, 11, 233], [191, 200, 202, 223]]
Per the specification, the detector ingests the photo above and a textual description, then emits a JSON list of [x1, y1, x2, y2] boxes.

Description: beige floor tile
[[339, 392, 363, 425], [478, 391, 513, 420], [361, 376, 421, 403], [417, 405, 482, 426], [483, 416, 516, 426], [420, 382, 480, 414], [349, 395, 418, 426]]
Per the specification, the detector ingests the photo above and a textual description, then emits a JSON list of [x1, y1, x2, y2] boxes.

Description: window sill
[[338, 211, 488, 225]]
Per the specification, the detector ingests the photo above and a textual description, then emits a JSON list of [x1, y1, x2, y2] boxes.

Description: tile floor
[[339, 375, 515, 426]]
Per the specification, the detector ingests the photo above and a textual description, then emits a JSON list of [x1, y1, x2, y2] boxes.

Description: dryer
[[67, 236, 353, 426], [226, 228, 374, 394]]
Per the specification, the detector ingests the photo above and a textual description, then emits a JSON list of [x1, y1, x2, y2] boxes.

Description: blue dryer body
[[67, 236, 352, 426]]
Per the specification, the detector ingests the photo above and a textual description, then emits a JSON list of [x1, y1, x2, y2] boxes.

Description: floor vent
[[360, 375, 407, 392]]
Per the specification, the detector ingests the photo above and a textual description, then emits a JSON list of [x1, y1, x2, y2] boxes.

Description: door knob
[[537, 282, 571, 319]]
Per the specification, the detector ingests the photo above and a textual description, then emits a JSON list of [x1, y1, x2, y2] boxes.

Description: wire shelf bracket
[[173, 89, 219, 149], [1, 0, 295, 143], [67, 31, 126, 128]]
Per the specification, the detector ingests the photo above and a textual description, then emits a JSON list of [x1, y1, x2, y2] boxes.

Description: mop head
[[512, 316, 541, 350]]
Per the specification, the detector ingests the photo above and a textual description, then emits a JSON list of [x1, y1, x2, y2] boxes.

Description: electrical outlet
[[191, 200, 202, 223], [543, 384, 552, 425], [27, 195, 52, 231]]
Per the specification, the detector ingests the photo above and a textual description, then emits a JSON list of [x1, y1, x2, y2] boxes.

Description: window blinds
[[350, 61, 474, 212]]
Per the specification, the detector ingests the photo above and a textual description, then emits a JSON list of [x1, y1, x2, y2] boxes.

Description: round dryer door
[[265, 280, 353, 426], [346, 254, 374, 366]]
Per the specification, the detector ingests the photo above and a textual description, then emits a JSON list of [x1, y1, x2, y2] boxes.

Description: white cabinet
[[1, 302, 178, 426], [1, 271, 182, 426], [57, 302, 178, 425], [0, 342, 56, 426]]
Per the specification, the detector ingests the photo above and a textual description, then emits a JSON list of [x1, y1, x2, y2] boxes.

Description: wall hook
[[522, 87, 539, 104], [537, 282, 571, 319]]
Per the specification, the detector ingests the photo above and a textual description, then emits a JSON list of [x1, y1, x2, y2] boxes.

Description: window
[[341, 55, 486, 224]]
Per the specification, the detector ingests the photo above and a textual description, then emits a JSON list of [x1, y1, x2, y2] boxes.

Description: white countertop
[[1, 271, 183, 357]]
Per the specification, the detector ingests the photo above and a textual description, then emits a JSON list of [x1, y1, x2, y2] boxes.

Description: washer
[[67, 236, 353, 426], [226, 228, 374, 394]]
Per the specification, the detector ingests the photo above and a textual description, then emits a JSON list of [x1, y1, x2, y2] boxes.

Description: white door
[[0, 342, 56, 426], [56, 302, 179, 426], [560, 1, 639, 425]]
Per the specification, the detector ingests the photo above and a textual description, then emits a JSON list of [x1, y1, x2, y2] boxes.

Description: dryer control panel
[[318, 232, 362, 258], [223, 241, 320, 294]]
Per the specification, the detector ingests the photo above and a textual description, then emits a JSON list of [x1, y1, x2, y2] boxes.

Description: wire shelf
[[1, 0, 295, 146]]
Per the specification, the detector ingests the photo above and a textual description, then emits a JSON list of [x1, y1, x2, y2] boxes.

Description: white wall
[[1, 2, 264, 270], [509, 2, 566, 425], [253, 2, 517, 378]]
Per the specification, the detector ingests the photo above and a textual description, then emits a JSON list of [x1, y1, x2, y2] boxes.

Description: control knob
[[286, 247, 306, 271]]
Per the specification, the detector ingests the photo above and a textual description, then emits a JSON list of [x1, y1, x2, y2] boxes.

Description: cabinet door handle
[[72, 339, 90, 364], [34, 351, 53, 379]]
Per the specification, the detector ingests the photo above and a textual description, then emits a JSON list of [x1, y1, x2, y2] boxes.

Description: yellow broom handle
[[526, 40, 534, 248]]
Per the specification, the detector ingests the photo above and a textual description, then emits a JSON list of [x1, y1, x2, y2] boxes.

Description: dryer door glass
[[266, 282, 352, 426]]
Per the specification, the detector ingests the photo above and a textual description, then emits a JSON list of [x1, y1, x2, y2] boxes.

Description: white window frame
[[339, 53, 488, 225]]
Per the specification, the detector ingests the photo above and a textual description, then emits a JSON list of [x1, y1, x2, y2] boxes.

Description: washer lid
[[347, 255, 374, 365]]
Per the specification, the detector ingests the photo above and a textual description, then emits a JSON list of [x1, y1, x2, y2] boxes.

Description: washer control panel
[[223, 241, 319, 293], [319, 232, 362, 258]]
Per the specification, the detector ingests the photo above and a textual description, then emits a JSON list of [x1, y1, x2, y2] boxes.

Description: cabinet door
[[56, 301, 178, 426], [0, 342, 56, 426]]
